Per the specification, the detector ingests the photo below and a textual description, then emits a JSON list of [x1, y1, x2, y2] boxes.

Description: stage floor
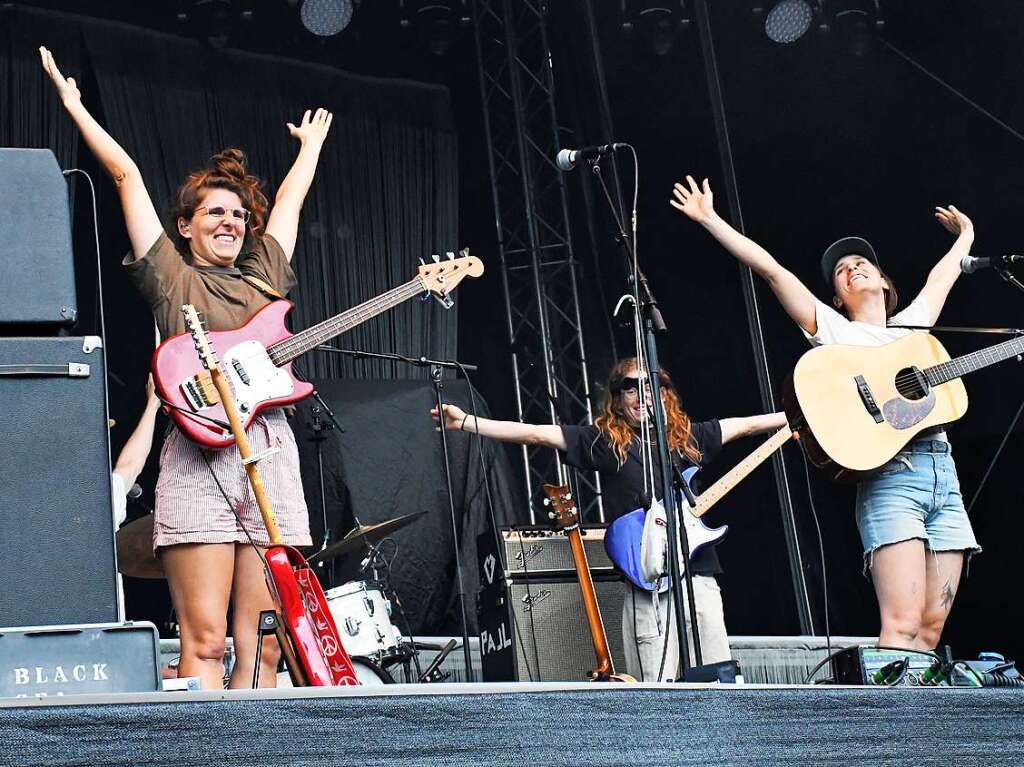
[[4, 682, 1024, 767]]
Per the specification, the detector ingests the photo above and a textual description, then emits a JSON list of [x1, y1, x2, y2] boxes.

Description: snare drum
[[325, 580, 404, 662]]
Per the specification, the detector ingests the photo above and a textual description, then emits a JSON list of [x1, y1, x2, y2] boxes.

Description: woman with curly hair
[[41, 46, 332, 689], [434, 357, 785, 680]]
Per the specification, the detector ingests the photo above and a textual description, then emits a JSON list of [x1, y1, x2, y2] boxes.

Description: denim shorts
[[855, 440, 981, 568]]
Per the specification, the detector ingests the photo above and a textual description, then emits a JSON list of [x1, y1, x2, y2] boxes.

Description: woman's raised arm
[[40, 47, 162, 259]]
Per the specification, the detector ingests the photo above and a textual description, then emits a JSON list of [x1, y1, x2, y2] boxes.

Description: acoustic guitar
[[781, 331, 1005, 480], [542, 484, 634, 682], [183, 304, 359, 686]]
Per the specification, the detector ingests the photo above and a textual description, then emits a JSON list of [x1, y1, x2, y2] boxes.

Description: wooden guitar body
[[785, 334, 968, 481]]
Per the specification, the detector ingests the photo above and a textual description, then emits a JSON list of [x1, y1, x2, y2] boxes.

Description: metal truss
[[472, 0, 603, 523]]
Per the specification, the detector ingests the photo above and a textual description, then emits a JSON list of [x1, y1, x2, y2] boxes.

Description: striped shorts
[[153, 409, 312, 552]]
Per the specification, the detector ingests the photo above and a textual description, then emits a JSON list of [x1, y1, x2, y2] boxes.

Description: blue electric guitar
[[605, 426, 796, 591]]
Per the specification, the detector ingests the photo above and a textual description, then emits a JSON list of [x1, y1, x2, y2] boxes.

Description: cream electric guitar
[[782, 331, 1003, 481]]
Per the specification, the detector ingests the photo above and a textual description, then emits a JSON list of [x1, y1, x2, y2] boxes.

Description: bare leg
[[870, 539, 927, 649], [917, 550, 965, 650], [162, 543, 235, 690], [228, 544, 281, 689]]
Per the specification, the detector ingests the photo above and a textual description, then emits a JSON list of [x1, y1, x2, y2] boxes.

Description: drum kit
[[117, 510, 454, 685]]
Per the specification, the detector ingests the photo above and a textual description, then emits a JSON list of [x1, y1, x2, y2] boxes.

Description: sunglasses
[[614, 376, 644, 394], [196, 205, 251, 224]]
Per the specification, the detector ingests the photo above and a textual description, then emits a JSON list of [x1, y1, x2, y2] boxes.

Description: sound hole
[[895, 366, 929, 400]]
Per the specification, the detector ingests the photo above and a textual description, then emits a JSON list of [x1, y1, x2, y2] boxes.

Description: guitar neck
[[692, 426, 795, 519], [208, 368, 283, 544], [267, 278, 424, 365], [926, 334, 1024, 386], [564, 525, 615, 678]]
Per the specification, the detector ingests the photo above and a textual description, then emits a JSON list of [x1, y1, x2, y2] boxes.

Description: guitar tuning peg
[[446, 251, 455, 260], [418, 257, 426, 266], [459, 248, 469, 258], [542, 498, 551, 506], [431, 254, 440, 263], [547, 511, 556, 520]]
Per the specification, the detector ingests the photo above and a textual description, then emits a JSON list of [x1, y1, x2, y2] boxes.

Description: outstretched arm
[[113, 376, 162, 492], [40, 47, 162, 259], [914, 205, 974, 324], [719, 412, 789, 446], [671, 176, 819, 335], [432, 404, 567, 451], [265, 108, 333, 260]]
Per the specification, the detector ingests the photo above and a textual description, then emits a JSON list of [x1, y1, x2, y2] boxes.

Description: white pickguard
[[180, 340, 294, 418]]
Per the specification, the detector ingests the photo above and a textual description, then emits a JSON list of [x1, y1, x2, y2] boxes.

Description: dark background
[[5, 1, 1023, 660]]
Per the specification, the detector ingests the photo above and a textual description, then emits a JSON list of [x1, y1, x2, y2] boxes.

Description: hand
[[39, 46, 81, 106], [287, 108, 333, 146], [670, 176, 715, 224], [431, 403, 467, 432], [935, 205, 973, 237], [144, 374, 160, 406]]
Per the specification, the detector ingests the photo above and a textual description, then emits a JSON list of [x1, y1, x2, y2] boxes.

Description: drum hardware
[[305, 512, 427, 566], [418, 638, 458, 683]]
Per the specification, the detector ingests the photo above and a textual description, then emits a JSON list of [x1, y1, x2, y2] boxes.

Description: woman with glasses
[[41, 47, 331, 689], [433, 357, 785, 680]]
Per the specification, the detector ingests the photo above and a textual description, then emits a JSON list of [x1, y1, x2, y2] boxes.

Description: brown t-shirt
[[124, 232, 297, 340]]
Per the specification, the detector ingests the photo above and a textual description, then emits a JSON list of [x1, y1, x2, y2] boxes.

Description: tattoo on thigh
[[940, 578, 955, 611]]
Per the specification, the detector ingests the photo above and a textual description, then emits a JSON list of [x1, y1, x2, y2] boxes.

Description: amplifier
[[0, 622, 161, 698], [831, 646, 946, 686], [502, 525, 613, 576], [478, 574, 627, 682]]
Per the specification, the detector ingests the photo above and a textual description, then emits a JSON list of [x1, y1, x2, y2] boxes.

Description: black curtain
[[291, 379, 523, 634], [10, 6, 458, 390]]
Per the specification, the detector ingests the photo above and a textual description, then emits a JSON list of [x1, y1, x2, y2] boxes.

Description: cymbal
[[116, 514, 165, 579], [307, 512, 427, 566]]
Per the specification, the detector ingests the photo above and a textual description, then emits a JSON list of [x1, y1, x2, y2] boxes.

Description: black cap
[[820, 236, 879, 289]]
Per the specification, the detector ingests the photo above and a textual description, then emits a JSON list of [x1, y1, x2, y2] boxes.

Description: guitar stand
[[252, 610, 280, 689]]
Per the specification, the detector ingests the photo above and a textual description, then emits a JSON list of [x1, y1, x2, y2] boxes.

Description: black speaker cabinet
[[0, 148, 78, 328], [0, 336, 118, 627]]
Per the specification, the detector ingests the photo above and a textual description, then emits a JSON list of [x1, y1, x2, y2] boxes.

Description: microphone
[[960, 254, 1024, 274], [555, 142, 626, 171]]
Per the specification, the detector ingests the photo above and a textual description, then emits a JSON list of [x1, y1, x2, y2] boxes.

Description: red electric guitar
[[183, 304, 358, 687], [158, 252, 484, 448]]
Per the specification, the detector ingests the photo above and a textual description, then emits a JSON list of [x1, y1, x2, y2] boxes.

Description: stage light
[[300, 0, 354, 37], [620, 2, 690, 57], [831, 1, 884, 56], [175, 0, 253, 49], [764, 0, 813, 44], [398, 2, 471, 57]]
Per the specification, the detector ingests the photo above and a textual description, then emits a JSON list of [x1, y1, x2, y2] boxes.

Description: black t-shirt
[[560, 419, 724, 575]]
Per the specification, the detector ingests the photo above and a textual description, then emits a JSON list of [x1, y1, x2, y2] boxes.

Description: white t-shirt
[[111, 472, 127, 528], [803, 296, 933, 348], [802, 296, 946, 441]]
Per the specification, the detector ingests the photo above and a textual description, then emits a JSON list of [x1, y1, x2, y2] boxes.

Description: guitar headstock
[[542, 484, 579, 531], [417, 249, 484, 306], [181, 304, 219, 372]]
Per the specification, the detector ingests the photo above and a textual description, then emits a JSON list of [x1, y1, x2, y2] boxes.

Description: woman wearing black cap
[[670, 175, 980, 653]]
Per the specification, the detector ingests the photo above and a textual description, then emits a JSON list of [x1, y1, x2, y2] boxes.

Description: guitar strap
[[241, 273, 285, 300]]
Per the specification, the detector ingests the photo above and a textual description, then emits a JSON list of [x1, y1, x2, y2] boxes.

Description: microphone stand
[[316, 345, 477, 681], [587, 157, 702, 675]]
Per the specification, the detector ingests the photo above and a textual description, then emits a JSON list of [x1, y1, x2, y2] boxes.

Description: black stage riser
[[3, 686, 1024, 767]]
